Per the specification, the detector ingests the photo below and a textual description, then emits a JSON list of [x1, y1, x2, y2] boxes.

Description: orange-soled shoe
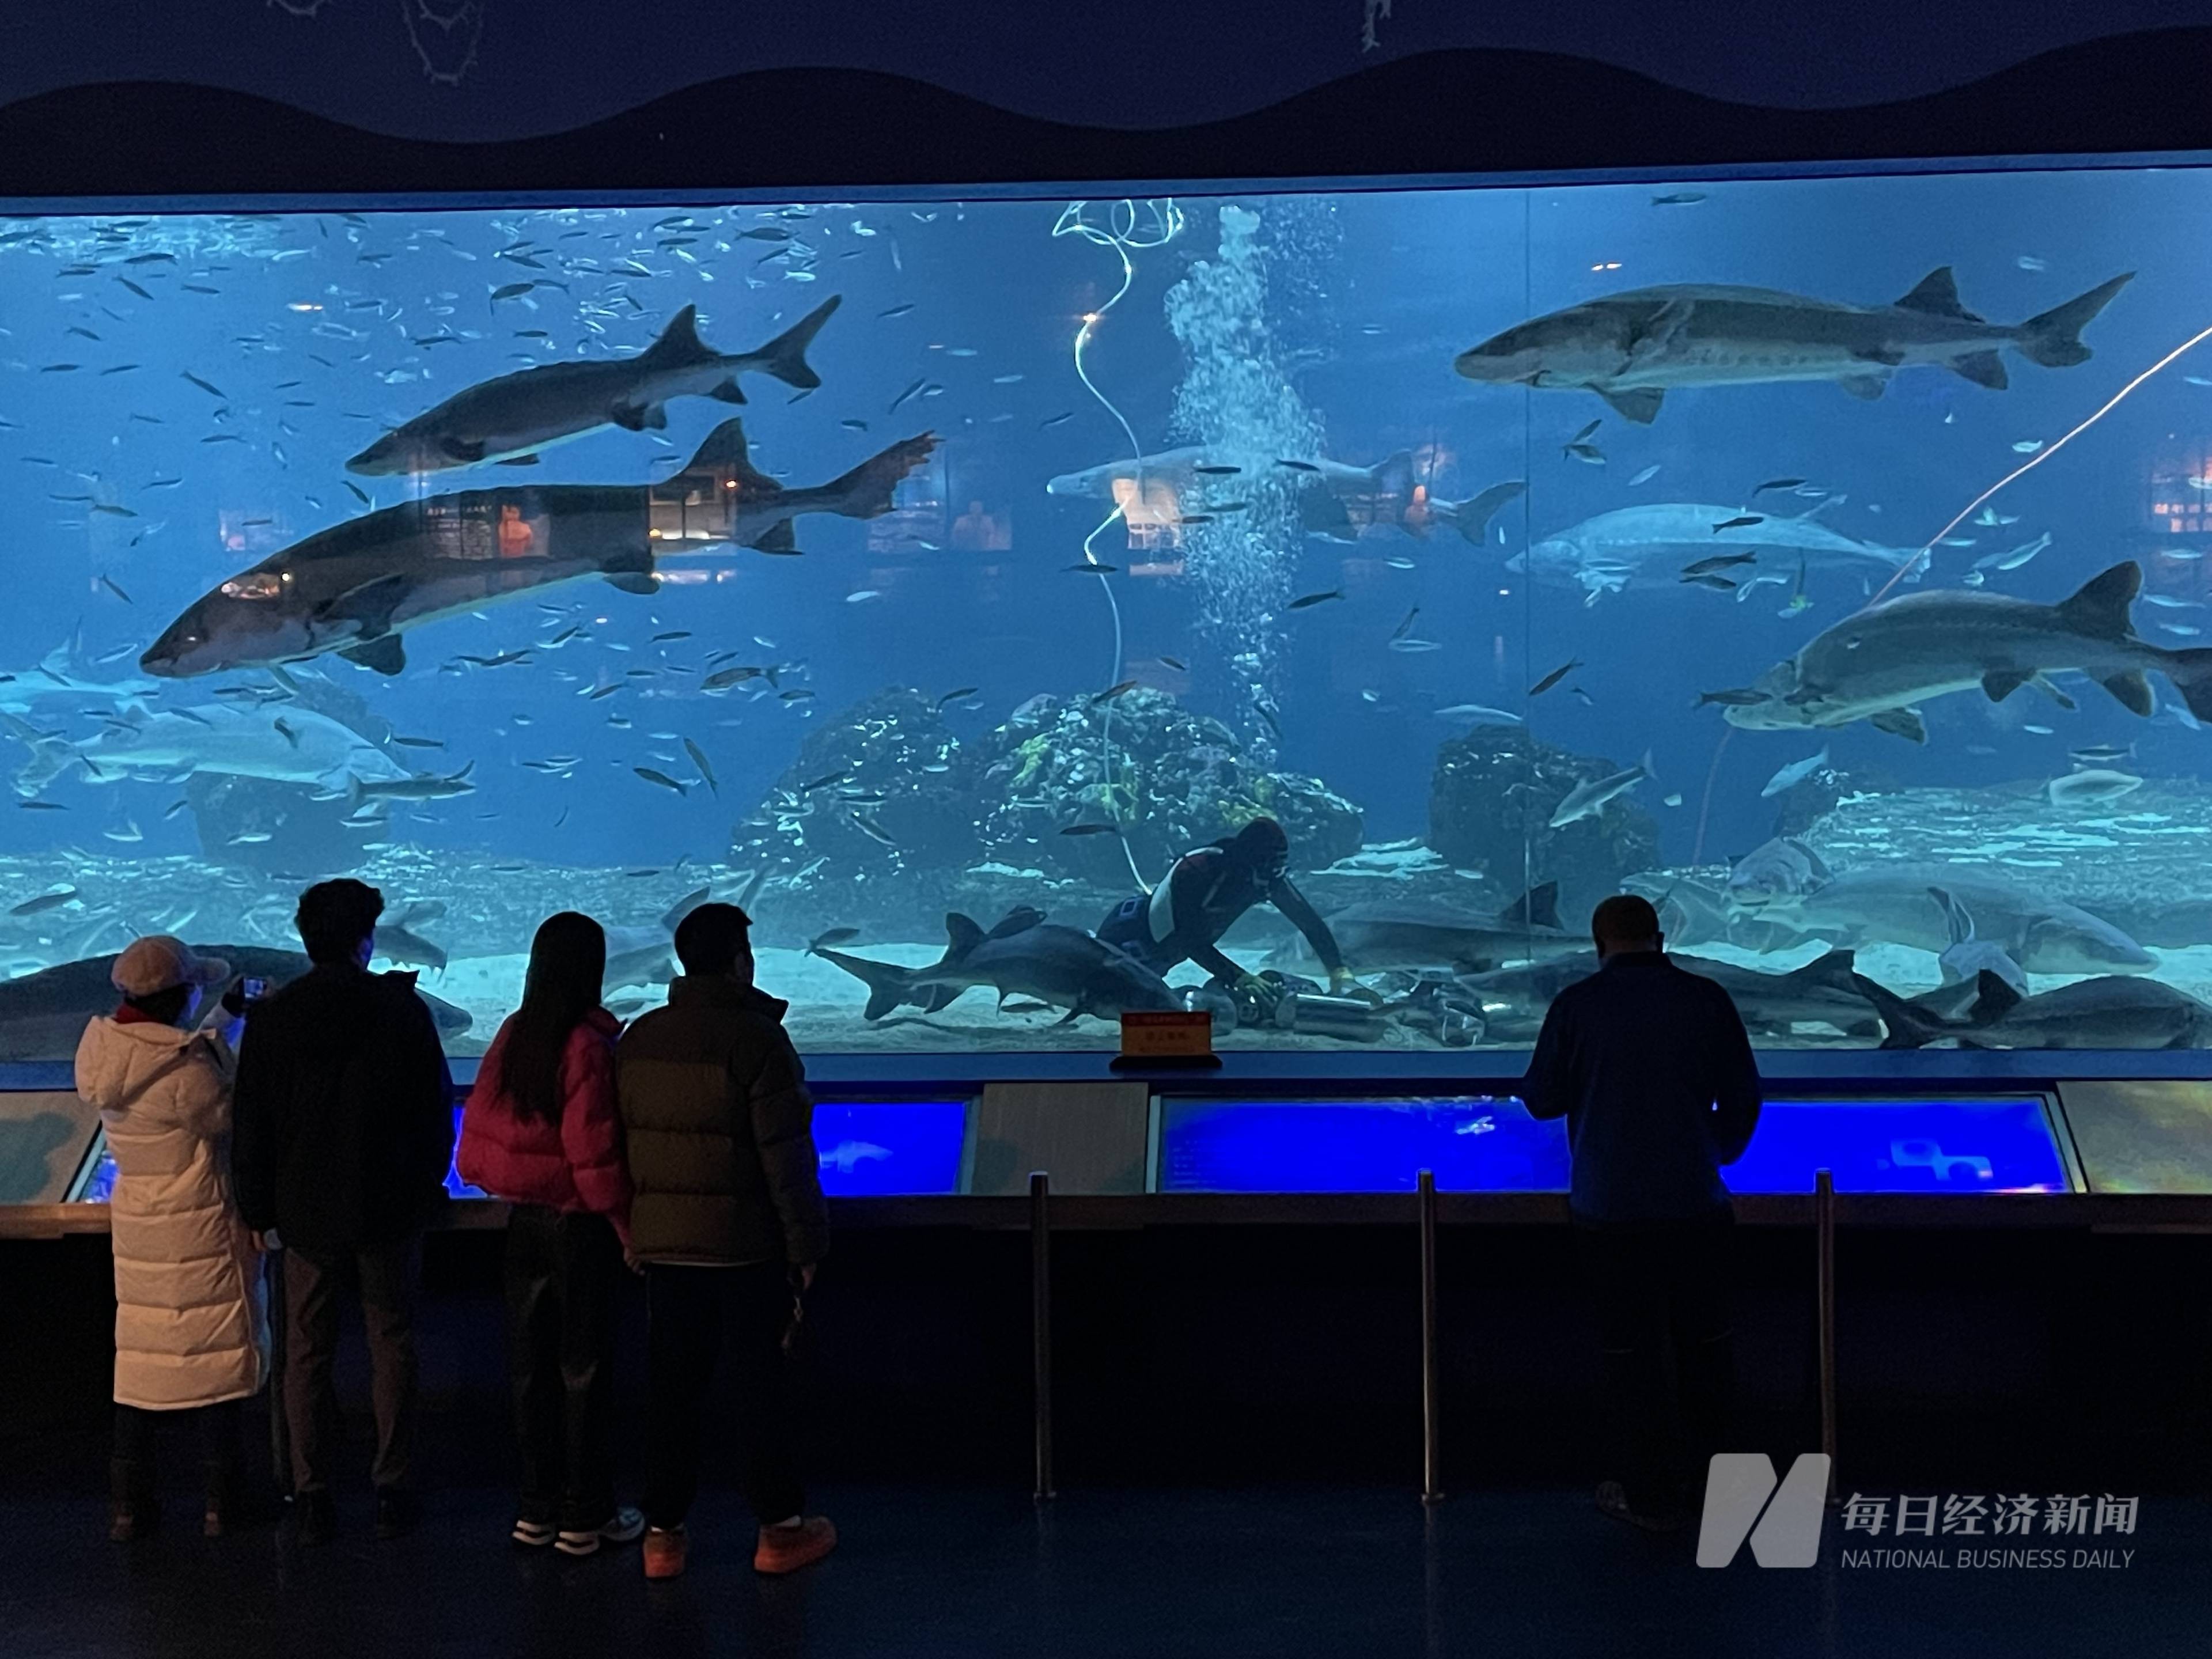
[[642, 1525, 687, 1580], [753, 1516, 837, 1575]]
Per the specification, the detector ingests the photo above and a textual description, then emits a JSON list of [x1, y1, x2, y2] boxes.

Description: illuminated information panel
[[1158, 1098, 1564, 1195], [439, 1098, 970, 1202], [1157, 1096, 2070, 1195]]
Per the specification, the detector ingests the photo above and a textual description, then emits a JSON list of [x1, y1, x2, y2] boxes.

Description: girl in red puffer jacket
[[459, 911, 643, 1558]]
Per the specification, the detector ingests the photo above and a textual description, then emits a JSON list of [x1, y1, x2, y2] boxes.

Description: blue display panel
[[1158, 1097, 1566, 1195], [812, 1100, 968, 1196], [444, 1099, 969, 1200], [1157, 1096, 2070, 1196], [1727, 1098, 2068, 1194], [75, 1143, 116, 1204]]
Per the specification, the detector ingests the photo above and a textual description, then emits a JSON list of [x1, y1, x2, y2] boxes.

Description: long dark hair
[[502, 912, 607, 1124]]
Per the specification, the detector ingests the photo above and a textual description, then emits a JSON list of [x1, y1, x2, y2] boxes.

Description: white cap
[[112, 936, 231, 998]]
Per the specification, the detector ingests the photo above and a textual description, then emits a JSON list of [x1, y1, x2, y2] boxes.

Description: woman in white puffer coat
[[74, 935, 267, 1541]]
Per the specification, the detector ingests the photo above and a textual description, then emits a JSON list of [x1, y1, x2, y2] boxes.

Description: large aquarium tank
[[0, 168, 2205, 1060]]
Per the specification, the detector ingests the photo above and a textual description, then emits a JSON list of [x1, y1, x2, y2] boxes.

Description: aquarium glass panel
[[0, 173, 2205, 1060], [2058, 1080, 2212, 1192]]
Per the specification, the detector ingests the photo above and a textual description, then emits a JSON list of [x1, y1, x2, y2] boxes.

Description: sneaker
[[512, 1518, 557, 1548], [556, 1505, 645, 1558], [374, 1490, 421, 1541], [753, 1516, 837, 1575], [294, 1491, 336, 1547], [1594, 1480, 1689, 1535], [642, 1525, 687, 1581]]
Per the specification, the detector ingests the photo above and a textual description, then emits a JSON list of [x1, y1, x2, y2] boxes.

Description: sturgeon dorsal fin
[[1895, 267, 1970, 318], [682, 418, 775, 491], [642, 304, 718, 368], [1786, 947, 1857, 988], [1969, 967, 2024, 1025], [943, 912, 985, 961], [2058, 561, 2142, 641]]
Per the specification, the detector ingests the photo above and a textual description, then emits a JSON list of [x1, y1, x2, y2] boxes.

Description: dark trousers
[[112, 1399, 243, 1507], [1577, 1211, 1736, 1514], [643, 1263, 803, 1531], [505, 1205, 622, 1531], [282, 1237, 421, 1495]]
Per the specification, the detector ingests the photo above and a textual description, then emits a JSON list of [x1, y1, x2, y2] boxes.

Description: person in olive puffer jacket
[[615, 902, 834, 1582], [459, 911, 642, 1559]]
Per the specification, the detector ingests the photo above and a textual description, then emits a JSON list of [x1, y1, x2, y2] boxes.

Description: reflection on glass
[[0, 176, 2202, 1060]]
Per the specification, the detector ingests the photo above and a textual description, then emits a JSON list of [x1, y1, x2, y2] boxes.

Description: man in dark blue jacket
[[1520, 893, 1762, 1531]]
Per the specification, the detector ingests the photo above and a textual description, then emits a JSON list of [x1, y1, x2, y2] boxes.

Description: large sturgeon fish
[[1455, 267, 2131, 423]]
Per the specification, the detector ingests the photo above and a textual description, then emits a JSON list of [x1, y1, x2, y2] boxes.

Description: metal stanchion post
[[1418, 1168, 1443, 1505], [1815, 1167, 1838, 1503], [1031, 1170, 1055, 1501]]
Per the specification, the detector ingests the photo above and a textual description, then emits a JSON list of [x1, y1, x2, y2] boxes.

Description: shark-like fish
[[143, 421, 938, 678], [1723, 562, 2212, 741], [1269, 884, 1581, 975], [602, 887, 713, 994], [1455, 267, 2132, 422], [817, 908, 1183, 1022], [0, 634, 169, 717], [1045, 446, 1524, 544], [1, 702, 407, 797], [1549, 756, 1650, 829], [1514, 503, 1923, 603], [1738, 863, 2152, 975], [346, 298, 842, 474], [1459, 948, 1884, 1041], [1857, 968, 2212, 1051]]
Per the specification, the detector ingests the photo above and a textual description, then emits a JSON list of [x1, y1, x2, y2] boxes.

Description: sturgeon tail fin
[[749, 295, 843, 391], [1785, 947, 1858, 992], [813, 946, 924, 1022], [822, 431, 941, 520], [1849, 971, 1945, 1051], [1442, 479, 1528, 546], [2015, 272, 2133, 368]]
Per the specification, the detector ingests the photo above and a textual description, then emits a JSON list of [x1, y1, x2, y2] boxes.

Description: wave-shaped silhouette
[[2, 32, 2210, 199]]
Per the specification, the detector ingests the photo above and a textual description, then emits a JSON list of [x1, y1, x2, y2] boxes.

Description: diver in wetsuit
[[1096, 817, 1356, 1013]]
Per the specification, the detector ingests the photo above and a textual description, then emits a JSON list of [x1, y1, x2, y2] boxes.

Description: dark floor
[[4, 1480, 2206, 1659]]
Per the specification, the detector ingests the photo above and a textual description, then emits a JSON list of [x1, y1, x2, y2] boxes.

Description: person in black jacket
[[616, 902, 834, 1582], [1520, 893, 1762, 1533], [232, 879, 453, 1546]]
